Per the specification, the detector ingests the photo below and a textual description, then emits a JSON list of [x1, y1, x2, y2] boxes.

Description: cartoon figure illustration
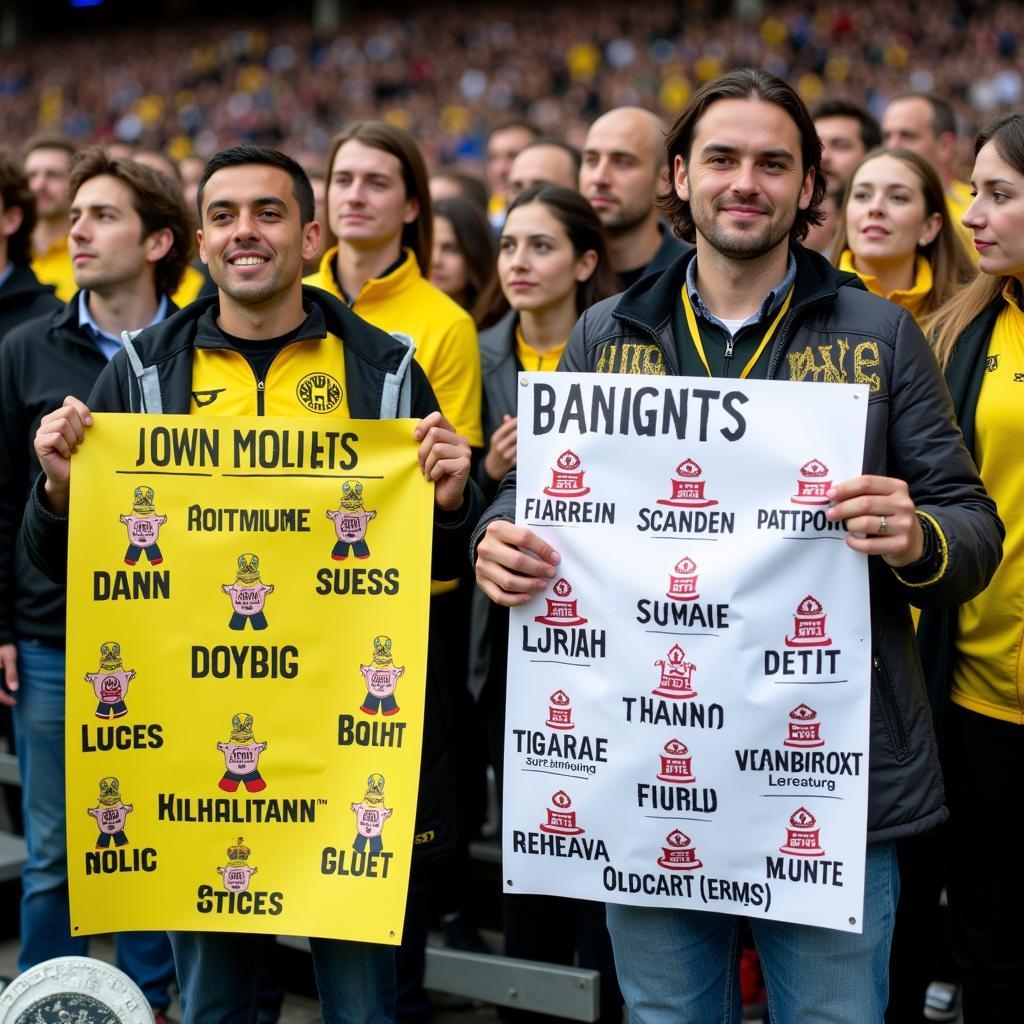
[[358, 635, 405, 716], [218, 836, 259, 892], [119, 485, 168, 565], [326, 481, 377, 560], [83, 641, 136, 719], [216, 713, 268, 792], [351, 773, 393, 854], [87, 776, 133, 848], [222, 553, 274, 630]]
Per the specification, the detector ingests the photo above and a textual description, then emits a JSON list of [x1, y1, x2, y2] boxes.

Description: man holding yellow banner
[[23, 145, 481, 1024]]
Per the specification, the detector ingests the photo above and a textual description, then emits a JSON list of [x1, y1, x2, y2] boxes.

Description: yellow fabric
[[680, 284, 794, 379], [171, 264, 206, 309], [31, 235, 74, 302], [190, 334, 350, 418], [952, 288, 1024, 723], [946, 180, 978, 264], [305, 248, 482, 447], [488, 193, 507, 225], [838, 250, 933, 322], [515, 325, 565, 372]]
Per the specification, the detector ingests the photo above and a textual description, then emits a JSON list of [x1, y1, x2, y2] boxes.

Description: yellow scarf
[[839, 250, 933, 322]]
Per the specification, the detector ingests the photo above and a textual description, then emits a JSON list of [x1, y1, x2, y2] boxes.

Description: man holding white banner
[[474, 68, 1002, 1024]]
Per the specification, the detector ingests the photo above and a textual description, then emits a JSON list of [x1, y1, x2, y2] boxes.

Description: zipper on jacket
[[257, 379, 265, 415], [872, 654, 911, 762], [766, 291, 836, 379], [724, 335, 735, 358]]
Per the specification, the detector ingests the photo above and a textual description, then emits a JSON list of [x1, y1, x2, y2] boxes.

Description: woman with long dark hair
[[470, 182, 622, 1024], [918, 112, 1024, 1021], [430, 196, 495, 326]]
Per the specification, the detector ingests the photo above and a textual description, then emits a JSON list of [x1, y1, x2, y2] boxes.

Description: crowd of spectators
[[3, 1, 1024, 174]]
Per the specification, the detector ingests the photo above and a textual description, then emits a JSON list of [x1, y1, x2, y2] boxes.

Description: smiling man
[[472, 68, 1002, 1023], [22, 144, 480, 1024], [0, 146, 192, 1022]]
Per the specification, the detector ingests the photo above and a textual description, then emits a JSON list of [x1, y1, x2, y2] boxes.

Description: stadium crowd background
[[2, 1, 1024, 173]]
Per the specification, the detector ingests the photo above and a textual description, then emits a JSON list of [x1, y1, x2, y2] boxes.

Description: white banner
[[504, 373, 871, 932]]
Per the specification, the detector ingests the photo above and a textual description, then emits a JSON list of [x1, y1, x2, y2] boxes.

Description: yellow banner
[[65, 414, 433, 944]]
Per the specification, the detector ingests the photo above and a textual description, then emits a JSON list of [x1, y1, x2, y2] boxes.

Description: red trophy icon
[[783, 704, 825, 748], [779, 807, 825, 857], [653, 644, 698, 699], [657, 829, 703, 870], [657, 739, 696, 784], [666, 557, 700, 602], [534, 578, 588, 627], [791, 459, 833, 505], [657, 458, 718, 508], [785, 596, 832, 648], [543, 450, 590, 497], [539, 790, 585, 836], [546, 690, 574, 730]]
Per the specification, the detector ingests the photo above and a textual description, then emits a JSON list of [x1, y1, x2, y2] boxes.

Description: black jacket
[[917, 300, 1002, 748], [473, 244, 1003, 843], [21, 287, 482, 861], [0, 265, 60, 343], [0, 293, 171, 648]]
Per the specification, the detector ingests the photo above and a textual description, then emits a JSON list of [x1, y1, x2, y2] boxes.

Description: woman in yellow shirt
[[919, 113, 1024, 1021], [832, 147, 974, 322], [472, 183, 622, 1024]]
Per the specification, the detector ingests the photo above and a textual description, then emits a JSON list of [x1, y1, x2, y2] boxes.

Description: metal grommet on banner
[[520, 377, 529, 387]]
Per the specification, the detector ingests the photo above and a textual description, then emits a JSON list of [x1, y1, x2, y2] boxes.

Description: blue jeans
[[607, 840, 898, 1024], [13, 640, 176, 1010], [170, 931, 396, 1024]]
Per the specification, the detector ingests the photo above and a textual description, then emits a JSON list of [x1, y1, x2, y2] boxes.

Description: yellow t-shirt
[[952, 287, 1024, 723], [515, 325, 566, 372], [838, 250, 933, 322], [305, 248, 482, 448], [190, 334, 350, 419], [31, 235, 75, 303]]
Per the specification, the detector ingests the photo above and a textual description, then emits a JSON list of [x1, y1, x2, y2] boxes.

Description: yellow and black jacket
[[22, 285, 483, 861]]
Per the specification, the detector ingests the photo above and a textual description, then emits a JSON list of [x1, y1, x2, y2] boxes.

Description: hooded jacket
[[0, 292, 174, 648], [472, 244, 1003, 843], [21, 285, 483, 860]]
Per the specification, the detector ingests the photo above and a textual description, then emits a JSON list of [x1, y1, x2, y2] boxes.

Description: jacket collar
[[123, 285, 414, 377], [612, 243, 859, 338], [316, 246, 419, 307]]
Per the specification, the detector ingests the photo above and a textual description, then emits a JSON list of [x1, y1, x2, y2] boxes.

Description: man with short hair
[[580, 106, 687, 288], [506, 139, 581, 201], [882, 92, 975, 247], [23, 144, 479, 1024], [811, 98, 882, 189], [485, 118, 541, 226], [473, 68, 1002, 1022], [24, 136, 76, 302], [0, 150, 60, 340], [0, 147, 194, 1022]]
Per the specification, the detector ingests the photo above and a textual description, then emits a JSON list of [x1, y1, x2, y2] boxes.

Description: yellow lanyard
[[681, 285, 794, 379]]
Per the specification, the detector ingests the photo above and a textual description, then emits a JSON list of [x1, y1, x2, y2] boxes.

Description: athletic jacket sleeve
[[0, 339, 28, 644], [406, 358, 484, 582], [18, 353, 133, 584], [883, 310, 1003, 606]]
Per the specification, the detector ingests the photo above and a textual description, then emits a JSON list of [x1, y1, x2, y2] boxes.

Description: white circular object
[[0, 956, 154, 1023]]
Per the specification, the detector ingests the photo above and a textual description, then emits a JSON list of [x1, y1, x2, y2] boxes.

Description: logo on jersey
[[192, 388, 226, 408], [297, 372, 342, 413]]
